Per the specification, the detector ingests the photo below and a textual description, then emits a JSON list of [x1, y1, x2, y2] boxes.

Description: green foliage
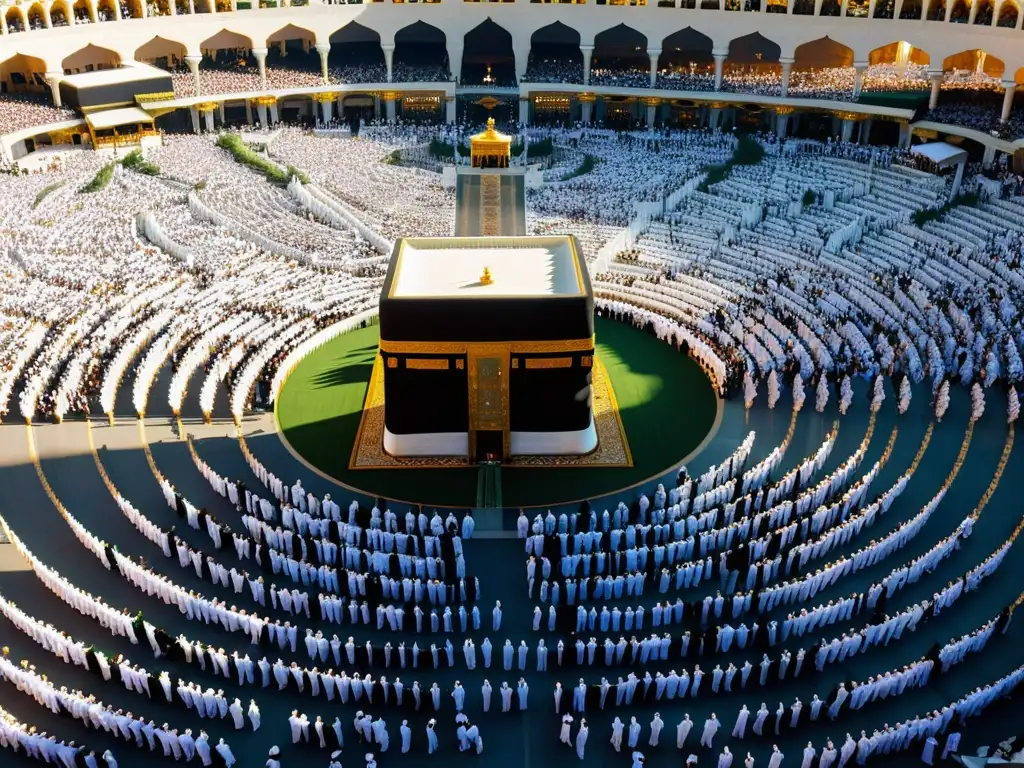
[[79, 162, 115, 193], [194, 180, 207, 191], [912, 191, 981, 227], [802, 189, 817, 207], [383, 149, 403, 165], [121, 149, 160, 176], [32, 181, 65, 209], [216, 133, 301, 186], [522, 136, 553, 158], [698, 135, 765, 193], [561, 154, 598, 181], [287, 165, 310, 184], [428, 137, 461, 160]]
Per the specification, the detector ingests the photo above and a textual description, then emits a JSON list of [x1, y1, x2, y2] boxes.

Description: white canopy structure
[[912, 142, 969, 199]]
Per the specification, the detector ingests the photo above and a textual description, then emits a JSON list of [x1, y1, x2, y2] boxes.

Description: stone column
[[514, 43, 530, 85], [44, 71, 63, 107], [927, 69, 942, 110], [447, 43, 464, 83], [203, 108, 215, 132], [951, 159, 965, 198], [646, 104, 657, 128], [218, 102, 225, 123], [712, 50, 728, 91], [321, 98, 333, 124], [382, 42, 395, 83], [775, 107, 792, 138], [709, 107, 721, 129], [386, 97, 396, 122], [581, 45, 594, 86], [898, 121, 912, 148], [315, 43, 331, 85], [446, 96, 456, 123], [245, 100, 253, 125], [190, 106, 201, 134], [648, 48, 661, 89], [1001, 80, 1017, 123], [251, 47, 268, 90], [269, 103, 279, 124], [779, 57, 794, 98], [256, 102, 268, 127], [581, 101, 593, 124], [860, 117, 872, 143], [519, 96, 530, 125], [852, 62, 867, 100], [185, 54, 203, 97], [982, 144, 996, 168]]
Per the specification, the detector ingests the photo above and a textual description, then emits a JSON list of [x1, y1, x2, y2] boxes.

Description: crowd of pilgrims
[[3, 112, 1024, 765]]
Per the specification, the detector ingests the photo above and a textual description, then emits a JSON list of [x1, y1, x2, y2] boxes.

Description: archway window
[[329, 22, 387, 83], [819, 0, 841, 15], [846, 0, 869, 16], [766, 0, 787, 12], [997, 0, 1019, 24], [873, 0, 895, 16], [793, 0, 815, 15], [658, 27, 713, 90], [949, 0, 969, 20], [395, 21, 450, 81], [462, 19, 516, 85], [27, 5, 47, 30], [972, 0, 994, 22], [51, 3, 69, 26], [899, 0, 922, 17], [525, 22, 583, 84]]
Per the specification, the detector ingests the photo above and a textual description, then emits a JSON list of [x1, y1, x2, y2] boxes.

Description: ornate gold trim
[[378, 337, 595, 355], [386, 357, 398, 369], [524, 357, 573, 369], [405, 358, 450, 370]]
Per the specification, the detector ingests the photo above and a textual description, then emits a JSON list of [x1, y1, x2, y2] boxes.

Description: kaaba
[[378, 236, 596, 462]]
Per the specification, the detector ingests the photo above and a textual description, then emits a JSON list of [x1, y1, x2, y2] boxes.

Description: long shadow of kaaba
[[455, 172, 526, 237]]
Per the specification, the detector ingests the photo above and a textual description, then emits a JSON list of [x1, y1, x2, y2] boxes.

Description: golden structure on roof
[[470, 117, 511, 169]]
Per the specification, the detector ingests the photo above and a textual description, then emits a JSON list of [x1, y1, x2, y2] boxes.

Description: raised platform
[[349, 353, 631, 469], [455, 169, 526, 237]]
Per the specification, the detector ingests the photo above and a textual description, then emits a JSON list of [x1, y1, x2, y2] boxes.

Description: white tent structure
[[911, 142, 969, 201]]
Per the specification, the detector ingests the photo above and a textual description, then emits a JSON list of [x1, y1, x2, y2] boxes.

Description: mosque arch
[[394, 21, 448, 77], [0, 53, 48, 93], [49, 0, 70, 27], [996, 0, 1019, 25], [868, 41, 930, 67], [72, 0, 94, 21], [726, 32, 781, 64], [135, 36, 188, 69], [328, 21, 385, 74], [970, 0, 994, 21], [95, 0, 121, 19], [899, 0, 923, 17], [659, 27, 713, 70], [462, 18, 515, 85], [948, 0, 969, 20], [4, 5, 27, 31], [942, 49, 1004, 77], [26, 2, 48, 28], [793, 36, 854, 69], [527, 21, 583, 76], [592, 23, 649, 73], [62, 43, 121, 74], [201, 29, 255, 53]]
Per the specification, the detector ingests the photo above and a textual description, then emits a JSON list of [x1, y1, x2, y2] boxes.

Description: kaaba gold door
[[467, 344, 510, 462]]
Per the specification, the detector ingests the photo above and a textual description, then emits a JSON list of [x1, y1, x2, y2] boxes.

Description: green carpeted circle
[[276, 316, 718, 507]]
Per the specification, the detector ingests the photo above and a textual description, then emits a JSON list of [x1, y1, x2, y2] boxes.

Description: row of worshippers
[[0, 654, 236, 766], [172, 464, 474, 595]]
